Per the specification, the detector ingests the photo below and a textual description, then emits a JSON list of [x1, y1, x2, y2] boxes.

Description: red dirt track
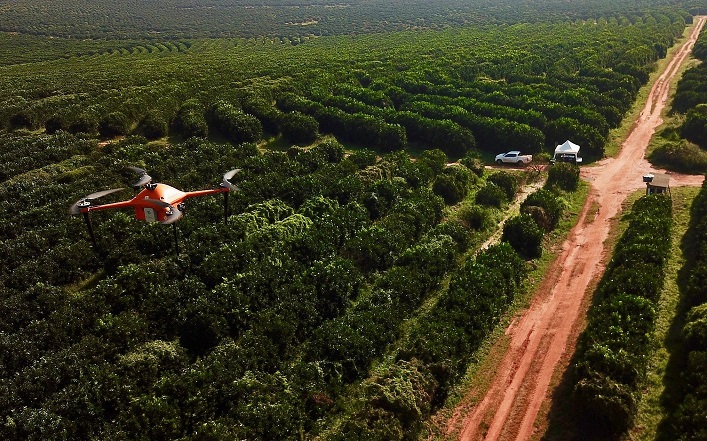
[[443, 16, 706, 441]]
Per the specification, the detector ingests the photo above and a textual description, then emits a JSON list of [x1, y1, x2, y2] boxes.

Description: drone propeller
[[161, 205, 184, 224], [128, 166, 153, 188], [142, 198, 172, 209], [221, 168, 241, 190], [69, 188, 125, 215], [142, 198, 184, 224]]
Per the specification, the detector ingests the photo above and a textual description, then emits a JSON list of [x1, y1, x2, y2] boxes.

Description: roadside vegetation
[[542, 186, 705, 441], [629, 186, 700, 441]]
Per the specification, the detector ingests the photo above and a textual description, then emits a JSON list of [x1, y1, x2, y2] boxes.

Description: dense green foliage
[[314, 239, 521, 440], [673, 27, 707, 114], [546, 162, 581, 192], [279, 111, 320, 145], [521, 188, 564, 231], [328, 179, 575, 439], [0, 0, 699, 438], [349, 243, 527, 440], [674, 28, 707, 151], [572, 195, 673, 437], [680, 105, 707, 147], [649, 135, 707, 174], [0, 127, 560, 439], [651, 26, 707, 173], [502, 214, 544, 259], [432, 164, 474, 205], [487, 171, 521, 201]]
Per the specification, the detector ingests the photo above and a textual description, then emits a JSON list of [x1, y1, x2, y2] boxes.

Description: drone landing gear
[[83, 211, 181, 256], [223, 191, 229, 224], [172, 223, 180, 256], [83, 212, 98, 250]]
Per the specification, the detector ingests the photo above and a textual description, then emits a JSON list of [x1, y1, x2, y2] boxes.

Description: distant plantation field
[[0, 0, 703, 39], [0, 10, 688, 159]]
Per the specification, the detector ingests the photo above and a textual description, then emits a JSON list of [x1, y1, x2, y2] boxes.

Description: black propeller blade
[[142, 198, 182, 224], [142, 198, 172, 209], [161, 207, 184, 225], [221, 168, 241, 190], [128, 166, 152, 188], [69, 188, 125, 215]]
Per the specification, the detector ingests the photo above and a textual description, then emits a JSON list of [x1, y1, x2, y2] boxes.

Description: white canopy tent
[[555, 140, 580, 155], [552, 140, 582, 163]]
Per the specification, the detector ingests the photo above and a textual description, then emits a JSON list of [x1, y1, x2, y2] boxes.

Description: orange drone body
[[70, 167, 240, 251], [80, 183, 228, 223]]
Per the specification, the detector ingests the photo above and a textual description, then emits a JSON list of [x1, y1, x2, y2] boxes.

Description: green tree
[[99, 111, 131, 138], [44, 115, 65, 134], [487, 171, 519, 200], [279, 111, 319, 145], [460, 150, 485, 177], [432, 165, 472, 205], [208, 100, 263, 144], [546, 162, 580, 192], [69, 112, 99, 135], [521, 188, 564, 231], [681, 106, 707, 148], [9, 111, 33, 130], [475, 182, 507, 207], [173, 99, 208, 138], [502, 214, 543, 259], [139, 110, 168, 140], [361, 359, 438, 436]]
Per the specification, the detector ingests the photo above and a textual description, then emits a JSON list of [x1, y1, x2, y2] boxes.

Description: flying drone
[[70, 166, 240, 252]]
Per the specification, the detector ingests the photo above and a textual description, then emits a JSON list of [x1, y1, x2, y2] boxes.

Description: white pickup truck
[[495, 151, 533, 165]]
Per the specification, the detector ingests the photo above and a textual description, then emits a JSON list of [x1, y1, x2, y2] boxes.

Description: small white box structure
[[643, 173, 671, 195]]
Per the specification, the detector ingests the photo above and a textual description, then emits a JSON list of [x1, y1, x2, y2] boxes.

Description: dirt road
[[443, 16, 706, 441]]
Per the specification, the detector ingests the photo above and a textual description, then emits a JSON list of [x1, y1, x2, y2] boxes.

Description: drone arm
[[181, 188, 232, 223], [83, 200, 135, 213], [181, 187, 230, 199]]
